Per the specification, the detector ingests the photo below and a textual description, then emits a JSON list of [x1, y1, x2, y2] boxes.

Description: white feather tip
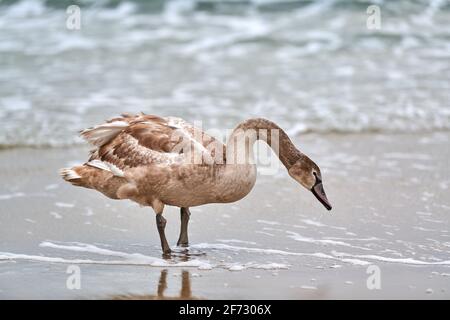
[[60, 168, 81, 181]]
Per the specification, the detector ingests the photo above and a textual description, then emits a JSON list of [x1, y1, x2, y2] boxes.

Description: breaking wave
[[1, 0, 449, 148]]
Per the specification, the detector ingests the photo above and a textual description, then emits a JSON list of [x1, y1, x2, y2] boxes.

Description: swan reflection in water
[[112, 269, 200, 300]]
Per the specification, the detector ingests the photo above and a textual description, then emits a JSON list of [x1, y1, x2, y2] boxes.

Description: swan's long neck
[[225, 118, 301, 169], [209, 118, 301, 203]]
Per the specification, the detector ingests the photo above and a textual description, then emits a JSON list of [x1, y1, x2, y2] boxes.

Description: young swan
[[60, 114, 332, 255]]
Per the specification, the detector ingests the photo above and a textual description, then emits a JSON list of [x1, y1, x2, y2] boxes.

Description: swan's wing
[[165, 116, 226, 163], [80, 114, 225, 173]]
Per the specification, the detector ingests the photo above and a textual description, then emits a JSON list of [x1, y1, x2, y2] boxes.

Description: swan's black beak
[[311, 176, 332, 211]]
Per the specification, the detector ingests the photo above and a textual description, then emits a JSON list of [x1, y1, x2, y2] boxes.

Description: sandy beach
[[1, 0, 449, 301], [1, 132, 449, 299]]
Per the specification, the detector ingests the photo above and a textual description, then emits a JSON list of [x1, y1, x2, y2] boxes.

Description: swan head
[[288, 156, 332, 211]]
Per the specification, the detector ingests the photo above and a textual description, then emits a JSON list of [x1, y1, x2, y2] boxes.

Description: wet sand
[[0, 133, 449, 299]]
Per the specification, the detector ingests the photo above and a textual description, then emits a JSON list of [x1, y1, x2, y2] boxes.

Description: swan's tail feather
[[60, 164, 123, 200], [80, 121, 128, 147], [59, 166, 85, 187]]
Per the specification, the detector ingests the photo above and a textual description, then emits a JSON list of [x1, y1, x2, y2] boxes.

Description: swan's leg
[[152, 200, 171, 255], [180, 270, 191, 298], [157, 269, 168, 298], [177, 207, 191, 247], [156, 214, 171, 255]]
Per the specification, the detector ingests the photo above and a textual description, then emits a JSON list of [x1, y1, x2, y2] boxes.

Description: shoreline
[[2, 130, 450, 151]]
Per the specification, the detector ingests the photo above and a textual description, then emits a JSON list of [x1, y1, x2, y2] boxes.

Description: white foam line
[[286, 231, 371, 251], [40, 241, 134, 258], [6, 242, 445, 269], [301, 219, 326, 227], [42, 242, 293, 270], [228, 262, 290, 271], [0, 242, 289, 271], [0, 241, 213, 269], [300, 219, 346, 230], [0, 252, 158, 266], [0, 251, 211, 268], [194, 243, 450, 266], [256, 219, 281, 226], [0, 192, 25, 200], [217, 239, 258, 245], [192, 243, 370, 266], [323, 236, 383, 242], [255, 231, 275, 237], [300, 285, 318, 290], [332, 251, 450, 266], [54, 202, 75, 208]]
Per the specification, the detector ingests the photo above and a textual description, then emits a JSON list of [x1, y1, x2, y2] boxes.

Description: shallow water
[[1, 0, 450, 147], [0, 133, 449, 299]]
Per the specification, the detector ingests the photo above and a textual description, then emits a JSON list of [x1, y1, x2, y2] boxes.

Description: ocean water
[[0, 0, 449, 148]]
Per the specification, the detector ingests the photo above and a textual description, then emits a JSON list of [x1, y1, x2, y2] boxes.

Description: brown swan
[[60, 114, 332, 255]]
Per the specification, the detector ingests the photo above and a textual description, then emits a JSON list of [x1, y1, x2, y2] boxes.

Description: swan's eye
[[313, 171, 321, 183]]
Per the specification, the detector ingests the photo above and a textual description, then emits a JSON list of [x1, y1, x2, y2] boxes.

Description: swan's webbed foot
[[176, 207, 191, 247], [156, 214, 171, 255]]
